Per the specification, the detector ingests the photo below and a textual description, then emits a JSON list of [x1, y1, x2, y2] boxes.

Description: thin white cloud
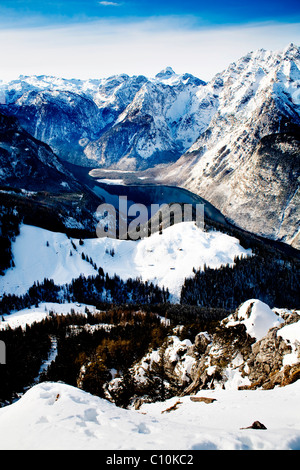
[[0, 17, 299, 82], [98, 1, 121, 5]]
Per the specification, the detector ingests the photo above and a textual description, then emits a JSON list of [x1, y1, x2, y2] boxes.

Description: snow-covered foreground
[[0, 298, 299, 450], [0, 380, 299, 450], [0, 222, 252, 301]]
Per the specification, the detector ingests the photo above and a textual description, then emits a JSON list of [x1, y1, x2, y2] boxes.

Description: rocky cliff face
[[158, 44, 300, 249], [104, 299, 300, 406]]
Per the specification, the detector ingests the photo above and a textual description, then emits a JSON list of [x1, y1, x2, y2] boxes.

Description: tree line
[[0, 270, 170, 317], [180, 253, 300, 310], [0, 307, 170, 405], [0, 204, 21, 275]]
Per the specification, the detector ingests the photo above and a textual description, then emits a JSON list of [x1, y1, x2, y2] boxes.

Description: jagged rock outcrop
[[107, 300, 299, 405]]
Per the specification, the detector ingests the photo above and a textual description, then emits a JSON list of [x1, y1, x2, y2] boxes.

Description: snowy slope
[[0, 225, 97, 298], [0, 380, 299, 450], [0, 302, 97, 330], [0, 222, 252, 301]]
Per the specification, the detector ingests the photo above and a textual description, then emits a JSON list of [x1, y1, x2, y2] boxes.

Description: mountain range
[[0, 43, 299, 249], [0, 43, 299, 451]]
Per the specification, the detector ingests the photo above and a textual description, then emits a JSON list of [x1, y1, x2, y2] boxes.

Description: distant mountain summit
[[155, 66, 177, 79], [0, 67, 206, 169]]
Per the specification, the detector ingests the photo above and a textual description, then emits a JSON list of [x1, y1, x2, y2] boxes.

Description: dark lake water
[[64, 162, 300, 258], [65, 160, 229, 226], [92, 180, 228, 226]]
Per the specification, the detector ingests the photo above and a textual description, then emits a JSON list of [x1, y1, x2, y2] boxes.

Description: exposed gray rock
[[246, 327, 292, 388], [158, 45, 300, 249], [0, 44, 299, 248], [240, 421, 267, 430]]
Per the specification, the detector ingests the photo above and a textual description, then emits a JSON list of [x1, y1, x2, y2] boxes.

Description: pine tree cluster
[[0, 273, 170, 317], [180, 253, 300, 309], [0, 205, 21, 274]]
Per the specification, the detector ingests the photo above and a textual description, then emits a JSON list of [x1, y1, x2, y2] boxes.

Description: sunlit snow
[[0, 222, 252, 302]]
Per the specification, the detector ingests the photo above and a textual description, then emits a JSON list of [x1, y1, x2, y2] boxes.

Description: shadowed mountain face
[[0, 112, 104, 237], [0, 112, 80, 192], [0, 70, 206, 169]]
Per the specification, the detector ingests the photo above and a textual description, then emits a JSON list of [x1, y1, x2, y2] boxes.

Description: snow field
[[0, 380, 299, 450], [0, 302, 97, 330], [0, 222, 252, 301]]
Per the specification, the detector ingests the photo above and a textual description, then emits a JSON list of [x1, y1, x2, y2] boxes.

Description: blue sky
[[1, 0, 299, 25], [0, 0, 299, 80]]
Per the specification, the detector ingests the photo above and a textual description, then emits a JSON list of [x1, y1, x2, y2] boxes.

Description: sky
[[0, 0, 299, 81]]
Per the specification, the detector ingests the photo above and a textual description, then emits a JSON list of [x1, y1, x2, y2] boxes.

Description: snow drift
[[224, 299, 285, 341], [0, 380, 299, 450]]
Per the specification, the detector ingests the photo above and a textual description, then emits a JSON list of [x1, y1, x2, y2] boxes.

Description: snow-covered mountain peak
[[281, 42, 300, 60], [213, 44, 299, 89], [154, 68, 205, 88], [155, 66, 177, 79], [159, 43, 300, 249]]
